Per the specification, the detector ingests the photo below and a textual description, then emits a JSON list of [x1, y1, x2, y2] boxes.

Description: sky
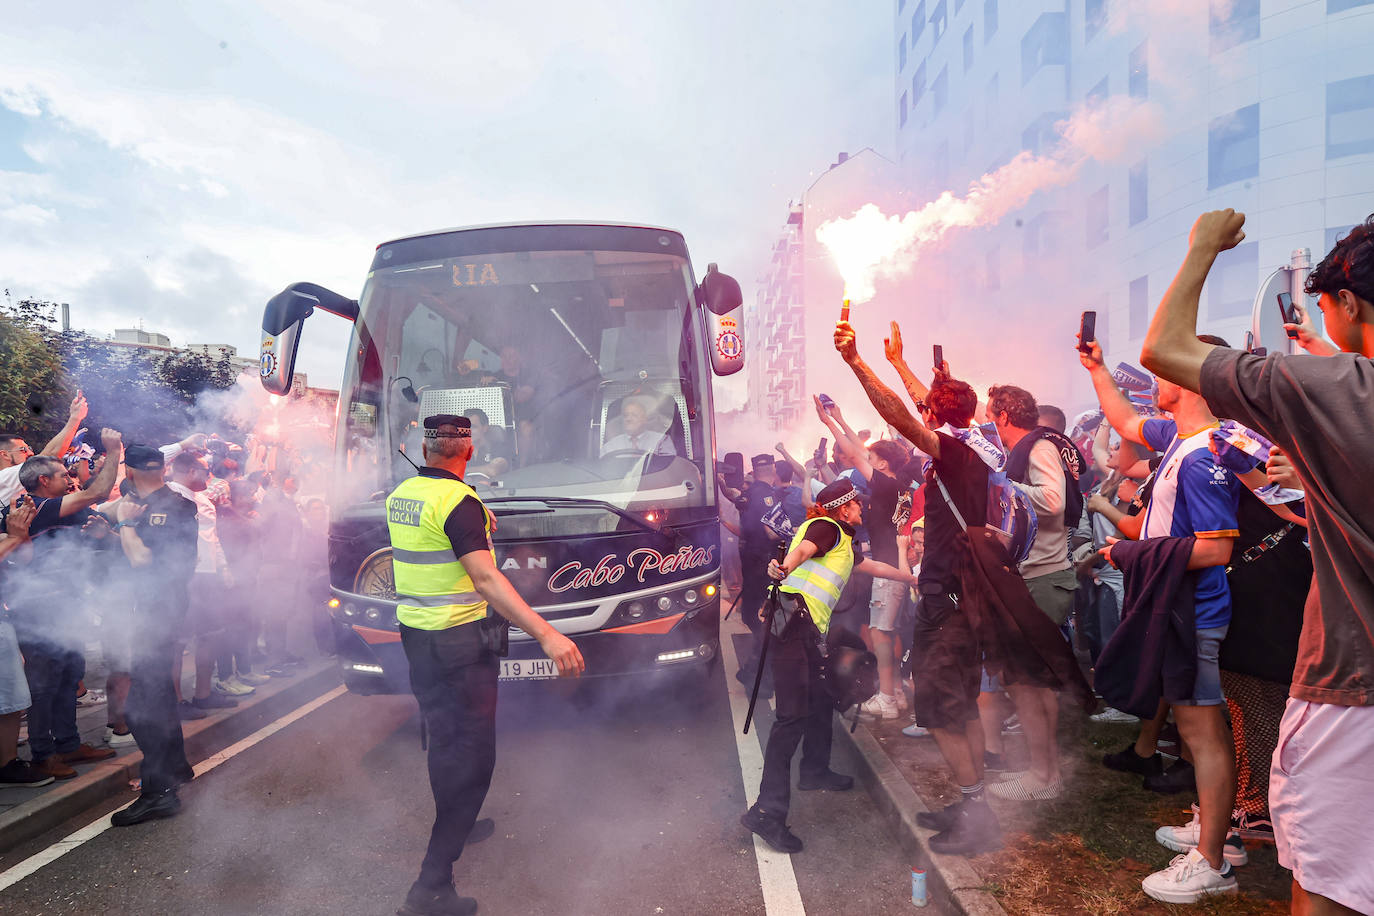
[[0, 1, 893, 395]]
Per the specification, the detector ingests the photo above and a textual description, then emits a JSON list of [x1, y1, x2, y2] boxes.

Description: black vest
[[1006, 427, 1087, 529]]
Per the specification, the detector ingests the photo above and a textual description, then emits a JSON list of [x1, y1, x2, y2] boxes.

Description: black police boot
[[916, 798, 964, 831], [798, 770, 854, 792], [740, 805, 803, 854], [928, 800, 1002, 856], [1143, 759, 1196, 794], [111, 790, 182, 827], [467, 817, 495, 844], [397, 881, 477, 916]]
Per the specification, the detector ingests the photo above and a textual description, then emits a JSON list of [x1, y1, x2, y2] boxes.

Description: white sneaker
[[235, 671, 271, 686], [1141, 849, 1238, 904], [104, 726, 136, 748], [1156, 805, 1249, 865], [226, 675, 258, 695], [859, 692, 899, 720], [1090, 707, 1139, 724], [213, 677, 254, 697], [902, 723, 930, 738]]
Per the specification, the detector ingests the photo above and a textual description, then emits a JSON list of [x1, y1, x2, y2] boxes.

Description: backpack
[[933, 459, 1039, 568], [1005, 427, 1088, 529]]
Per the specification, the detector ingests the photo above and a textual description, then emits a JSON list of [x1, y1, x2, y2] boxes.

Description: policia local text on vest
[[739, 478, 918, 855], [386, 413, 584, 916]]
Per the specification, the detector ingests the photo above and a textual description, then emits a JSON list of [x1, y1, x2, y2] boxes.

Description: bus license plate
[[499, 658, 559, 680]]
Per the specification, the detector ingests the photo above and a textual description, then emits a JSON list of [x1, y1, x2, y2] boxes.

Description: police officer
[[740, 478, 917, 853], [388, 414, 584, 916], [732, 454, 782, 685], [110, 442, 200, 826]]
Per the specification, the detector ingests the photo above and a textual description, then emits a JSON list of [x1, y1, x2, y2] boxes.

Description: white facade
[[893, 0, 1374, 367]]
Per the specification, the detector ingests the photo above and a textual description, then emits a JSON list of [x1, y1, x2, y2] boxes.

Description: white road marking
[[0, 684, 348, 893], [721, 617, 806, 916]]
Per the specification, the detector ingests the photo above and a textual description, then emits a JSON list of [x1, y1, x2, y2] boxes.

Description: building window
[[1022, 110, 1067, 156], [1129, 276, 1149, 338], [985, 0, 998, 42], [1022, 210, 1065, 261], [1330, 0, 1374, 10], [956, 0, 966, 11], [1327, 224, 1358, 252], [1086, 0, 1108, 41], [1208, 242, 1259, 319], [933, 66, 949, 116], [932, 0, 949, 41], [1326, 74, 1374, 159], [985, 73, 999, 125], [1208, 104, 1260, 189], [1086, 185, 1109, 249], [1129, 159, 1148, 225], [913, 61, 928, 105], [899, 36, 908, 72], [911, 1, 927, 47], [1021, 13, 1069, 85], [1211, 0, 1260, 54], [1129, 41, 1148, 98], [900, 0, 906, 10], [1087, 76, 1109, 107], [900, 91, 909, 127], [963, 26, 975, 71]]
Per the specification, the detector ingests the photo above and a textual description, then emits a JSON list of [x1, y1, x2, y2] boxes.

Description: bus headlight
[[657, 596, 673, 613], [627, 601, 646, 619], [364, 607, 382, 623], [342, 603, 360, 619], [682, 589, 698, 606]]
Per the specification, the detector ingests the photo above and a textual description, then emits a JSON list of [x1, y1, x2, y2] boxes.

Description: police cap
[[816, 478, 859, 511], [124, 444, 165, 470], [750, 453, 774, 470], [423, 414, 471, 439]]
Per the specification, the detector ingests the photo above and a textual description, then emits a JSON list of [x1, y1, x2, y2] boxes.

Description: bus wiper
[[483, 495, 677, 540]]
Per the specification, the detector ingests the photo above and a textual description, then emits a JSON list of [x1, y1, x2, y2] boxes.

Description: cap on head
[[751, 454, 774, 471], [124, 444, 165, 471], [817, 478, 859, 511], [423, 414, 472, 439]]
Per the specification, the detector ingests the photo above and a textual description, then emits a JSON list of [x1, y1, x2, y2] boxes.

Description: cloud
[[0, 202, 56, 226]]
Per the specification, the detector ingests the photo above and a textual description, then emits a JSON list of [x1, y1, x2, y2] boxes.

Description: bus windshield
[[335, 232, 713, 536]]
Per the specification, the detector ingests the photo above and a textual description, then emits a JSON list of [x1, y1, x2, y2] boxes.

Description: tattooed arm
[[834, 321, 941, 460]]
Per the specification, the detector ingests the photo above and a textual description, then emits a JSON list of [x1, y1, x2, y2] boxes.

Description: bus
[[258, 222, 745, 694]]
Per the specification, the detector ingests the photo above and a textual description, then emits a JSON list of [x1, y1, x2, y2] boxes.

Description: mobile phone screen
[[933, 345, 943, 372], [1277, 293, 1300, 339], [1079, 311, 1097, 353]]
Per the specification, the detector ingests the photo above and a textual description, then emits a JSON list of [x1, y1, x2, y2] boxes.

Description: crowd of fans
[[723, 210, 1374, 913], [0, 396, 329, 822]]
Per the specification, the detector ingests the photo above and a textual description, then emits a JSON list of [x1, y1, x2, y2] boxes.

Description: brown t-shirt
[[1200, 347, 1374, 706]]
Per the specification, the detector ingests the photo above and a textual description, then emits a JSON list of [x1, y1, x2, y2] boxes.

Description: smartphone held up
[[1078, 311, 1097, 354], [1277, 292, 1301, 340]]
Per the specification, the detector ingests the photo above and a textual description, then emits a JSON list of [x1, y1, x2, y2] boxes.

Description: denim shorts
[[1174, 625, 1229, 707], [0, 620, 31, 715], [869, 578, 906, 631]]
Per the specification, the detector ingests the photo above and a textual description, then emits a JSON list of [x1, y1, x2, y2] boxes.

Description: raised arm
[[883, 321, 931, 409], [1285, 301, 1338, 357], [40, 391, 88, 458], [1140, 209, 1245, 392], [817, 397, 873, 480], [1078, 338, 1148, 446], [57, 429, 122, 517], [1091, 421, 1113, 476], [834, 321, 941, 460]]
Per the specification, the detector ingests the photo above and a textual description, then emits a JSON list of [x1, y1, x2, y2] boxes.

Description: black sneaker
[[984, 751, 1008, 772], [929, 800, 1002, 856], [1102, 743, 1165, 777], [1144, 759, 1196, 795], [740, 805, 803, 853], [397, 881, 477, 916], [916, 799, 964, 832], [111, 790, 181, 826], [177, 701, 208, 720], [0, 757, 55, 788], [191, 693, 238, 710], [799, 770, 854, 792], [467, 817, 495, 844], [1232, 810, 1274, 843]]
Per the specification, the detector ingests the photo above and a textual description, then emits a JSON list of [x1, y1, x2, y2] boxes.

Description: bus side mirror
[[259, 282, 359, 395], [698, 264, 745, 377]]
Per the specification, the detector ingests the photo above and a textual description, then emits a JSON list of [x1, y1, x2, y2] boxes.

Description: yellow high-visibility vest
[[385, 473, 493, 630], [779, 517, 854, 635]]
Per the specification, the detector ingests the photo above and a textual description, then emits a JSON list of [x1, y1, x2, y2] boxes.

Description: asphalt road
[[0, 629, 938, 915]]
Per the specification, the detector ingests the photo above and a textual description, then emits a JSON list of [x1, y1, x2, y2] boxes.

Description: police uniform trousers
[[737, 540, 772, 644], [127, 601, 192, 795], [755, 602, 865, 818], [400, 621, 498, 890]]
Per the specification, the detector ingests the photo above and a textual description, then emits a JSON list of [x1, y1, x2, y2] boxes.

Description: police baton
[[743, 543, 789, 735]]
